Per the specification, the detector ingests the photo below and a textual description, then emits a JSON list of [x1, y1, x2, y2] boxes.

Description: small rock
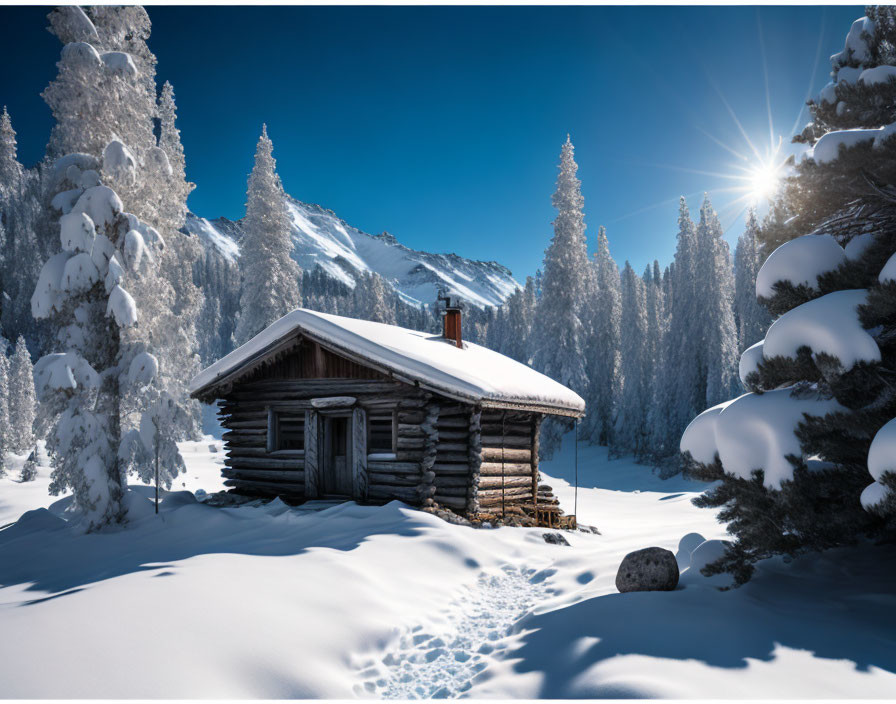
[[208, 444, 218, 453], [543, 532, 569, 546], [616, 547, 679, 593]]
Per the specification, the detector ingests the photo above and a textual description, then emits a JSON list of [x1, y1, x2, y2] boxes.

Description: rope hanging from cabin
[[501, 410, 506, 517], [574, 417, 579, 519]]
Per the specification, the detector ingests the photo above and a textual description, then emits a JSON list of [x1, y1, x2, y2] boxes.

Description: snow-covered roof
[[191, 309, 585, 417]]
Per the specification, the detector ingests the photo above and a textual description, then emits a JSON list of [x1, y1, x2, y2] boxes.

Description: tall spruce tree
[[32, 5, 193, 528], [234, 125, 302, 345], [696, 195, 740, 406], [734, 208, 771, 352], [583, 226, 621, 446], [533, 136, 592, 456], [0, 350, 8, 476], [642, 260, 667, 461], [654, 198, 702, 459], [614, 262, 648, 457], [687, 8, 896, 582], [0, 107, 23, 197], [8, 336, 36, 454]]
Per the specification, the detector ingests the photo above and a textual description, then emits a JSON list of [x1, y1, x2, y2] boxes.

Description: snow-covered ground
[[0, 436, 894, 698]]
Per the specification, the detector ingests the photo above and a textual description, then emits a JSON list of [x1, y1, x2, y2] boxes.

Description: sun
[[749, 159, 782, 202]]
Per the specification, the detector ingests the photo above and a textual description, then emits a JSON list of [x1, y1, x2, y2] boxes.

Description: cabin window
[[268, 410, 305, 452], [368, 411, 396, 453]]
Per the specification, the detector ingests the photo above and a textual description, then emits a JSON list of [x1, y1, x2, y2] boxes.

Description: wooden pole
[[154, 416, 160, 515], [501, 410, 506, 518], [574, 417, 578, 519]]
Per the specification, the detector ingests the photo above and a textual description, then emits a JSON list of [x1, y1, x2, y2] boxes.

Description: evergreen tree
[[32, 6, 191, 528], [655, 198, 702, 458], [614, 262, 648, 457], [696, 195, 740, 406], [533, 136, 592, 456], [642, 260, 667, 460], [583, 226, 621, 446], [354, 271, 396, 324], [0, 351, 8, 477], [8, 336, 36, 454], [0, 107, 23, 197], [687, 8, 896, 582], [19, 450, 38, 482], [734, 208, 772, 352], [234, 125, 302, 345]]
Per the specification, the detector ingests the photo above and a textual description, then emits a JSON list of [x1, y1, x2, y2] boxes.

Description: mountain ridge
[[185, 194, 520, 308]]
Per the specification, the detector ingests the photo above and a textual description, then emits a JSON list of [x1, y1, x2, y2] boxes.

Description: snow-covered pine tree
[[353, 271, 397, 324], [613, 262, 649, 458], [696, 195, 740, 406], [582, 226, 621, 446], [734, 208, 772, 352], [642, 260, 667, 461], [8, 335, 36, 454], [32, 5, 192, 528], [653, 198, 702, 459], [685, 8, 896, 582], [0, 350, 9, 476], [0, 108, 43, 350], [0, 107, 23, 197], [234, 125, 302, 345], [533, 136, 592, 456], [498, 276, 537, 364]]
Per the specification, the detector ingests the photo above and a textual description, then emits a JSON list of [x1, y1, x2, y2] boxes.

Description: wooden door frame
[[319, 410, 353, 498]]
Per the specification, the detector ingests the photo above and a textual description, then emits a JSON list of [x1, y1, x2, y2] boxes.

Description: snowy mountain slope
[[185, 195, 520, 308]]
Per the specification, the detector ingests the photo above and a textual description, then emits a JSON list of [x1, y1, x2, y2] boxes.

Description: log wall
[[214, 339, 563, 524], [474, 410, 539, 516]]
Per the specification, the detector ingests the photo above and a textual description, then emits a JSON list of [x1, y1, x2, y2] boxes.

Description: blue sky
[[0, 5, 862, 281]]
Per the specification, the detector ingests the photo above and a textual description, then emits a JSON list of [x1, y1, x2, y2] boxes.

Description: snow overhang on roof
[[190, 309, 585, 418]]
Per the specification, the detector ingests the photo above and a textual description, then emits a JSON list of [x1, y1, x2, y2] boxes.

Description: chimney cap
[[437, 289, 463, 311]]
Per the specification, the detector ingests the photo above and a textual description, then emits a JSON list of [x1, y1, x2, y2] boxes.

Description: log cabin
[[190, 302, 585, 526]]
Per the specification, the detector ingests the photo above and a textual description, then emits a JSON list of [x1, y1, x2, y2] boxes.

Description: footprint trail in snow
[[356, 566, 551, 699]]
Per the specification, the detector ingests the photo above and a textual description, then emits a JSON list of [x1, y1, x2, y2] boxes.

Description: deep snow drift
[[0, 437, 894, 698]]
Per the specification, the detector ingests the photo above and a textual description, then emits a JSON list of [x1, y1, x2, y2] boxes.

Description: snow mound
[[862, 418, 896, 512], [61, 252, 100, 292], [72, 185, 122, 228], [192, 309, 585, 415], [33, 352, 99, 397], [756, 234, 845, 298], [868, 418, 896, 482], [713, 389, 845, 489], [845, 232, 875, 261], [879, 252, 896, 283], [61, 41, 102, 71], [763, 289, 879, 370], [128, 352, 158, 386], [103, 139, 137, 184], [60, 211, 96, 253], [739, 340, 764, 386], [859, 65, 896, 86], [831, 16, 875, 67], [100, 51, 138, 77], [31, 252, 69, 318], [107, 285, 138, 327], [679, 398, 736, 465], [812, 129, 879, 165]]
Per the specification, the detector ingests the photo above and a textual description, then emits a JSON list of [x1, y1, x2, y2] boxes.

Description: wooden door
[[322, 415, 353, 496]]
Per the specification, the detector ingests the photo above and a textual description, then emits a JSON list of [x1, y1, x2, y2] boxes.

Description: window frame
[[266, 408, 306, 454], [367, 409, 397, 455]]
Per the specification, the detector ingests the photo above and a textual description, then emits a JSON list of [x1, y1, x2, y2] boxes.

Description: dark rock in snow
[[543, 532, 570, 546], [615, 547, 679, 593]]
